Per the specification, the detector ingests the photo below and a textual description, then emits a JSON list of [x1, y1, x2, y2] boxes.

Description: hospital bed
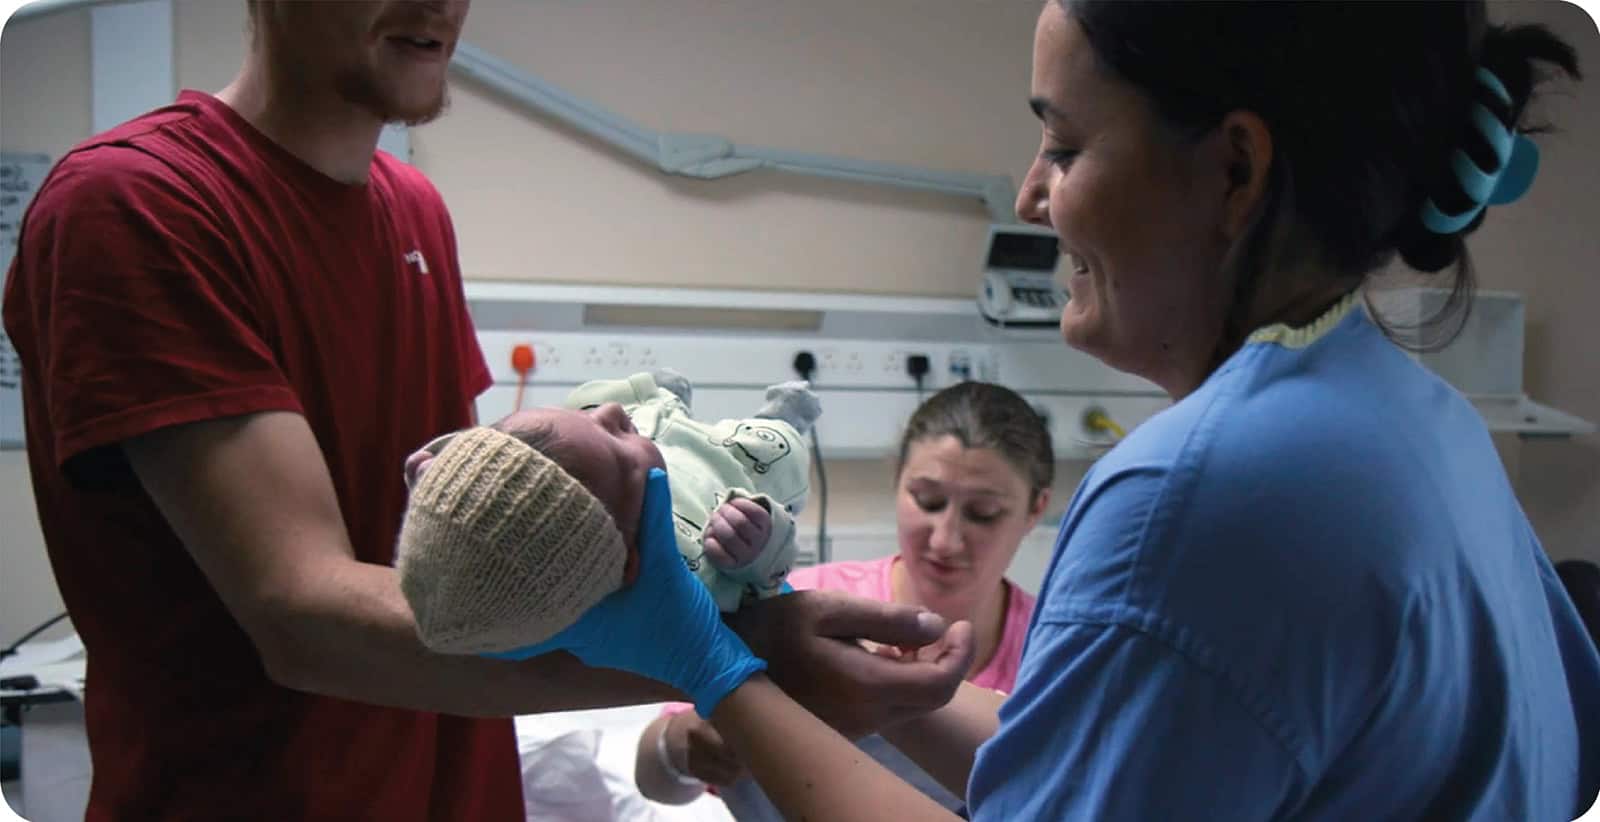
[[514, 704, 735, 822]]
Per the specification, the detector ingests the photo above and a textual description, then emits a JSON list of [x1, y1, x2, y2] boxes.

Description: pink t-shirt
[[788, 556, 1036, 693], [664, 555, 1036, 719]]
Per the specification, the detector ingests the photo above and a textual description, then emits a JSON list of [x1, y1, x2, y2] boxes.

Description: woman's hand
[[635, 709, 748, 804], [666, 711, 746, 786], [703, 497, 771, 570]]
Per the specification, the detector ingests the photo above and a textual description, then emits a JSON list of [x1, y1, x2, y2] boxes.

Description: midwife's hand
[[726, 590, 973, 739]]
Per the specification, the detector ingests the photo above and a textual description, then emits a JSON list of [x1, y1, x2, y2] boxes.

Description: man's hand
[[726, 590, 974, 738], [703, 497, 771, 570]]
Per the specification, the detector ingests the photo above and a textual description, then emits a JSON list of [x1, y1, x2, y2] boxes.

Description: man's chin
[[391, 102, 447, 128], [358, 88, 449, 129], [400, 87, 449, 126]]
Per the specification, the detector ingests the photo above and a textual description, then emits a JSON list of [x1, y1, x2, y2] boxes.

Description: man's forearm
[[122, 410, 677, 717], [880, 681, 1005, 797], [264, 559, 678, 716]]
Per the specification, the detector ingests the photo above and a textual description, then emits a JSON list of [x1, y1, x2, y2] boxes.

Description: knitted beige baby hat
[[397, 426, 627, 654]]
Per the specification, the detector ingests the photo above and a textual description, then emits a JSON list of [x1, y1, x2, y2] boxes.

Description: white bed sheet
[[515, 704, 735, 822]]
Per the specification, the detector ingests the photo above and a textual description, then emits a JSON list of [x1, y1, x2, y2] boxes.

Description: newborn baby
[[563, 369, 817, 609], [396, 370, 819, 655]]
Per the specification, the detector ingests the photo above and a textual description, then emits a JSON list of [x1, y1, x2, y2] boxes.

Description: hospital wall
[[1, 1, 1596, 646]]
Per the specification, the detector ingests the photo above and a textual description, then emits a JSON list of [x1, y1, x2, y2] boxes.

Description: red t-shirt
[[1, 91, 520, 820]]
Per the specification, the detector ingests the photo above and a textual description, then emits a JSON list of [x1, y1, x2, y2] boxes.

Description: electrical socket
[[793, 350, 818, 381], [883, 350, 928, 376], [592, 342, 657, 369], [816, 348, 864, 376], [948, 348, 972, 381], [906, 353, 931, 383]]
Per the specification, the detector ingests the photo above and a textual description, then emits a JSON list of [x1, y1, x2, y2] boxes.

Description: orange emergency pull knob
[[511, 344, 536, 411], [511, 344, 536, 375]]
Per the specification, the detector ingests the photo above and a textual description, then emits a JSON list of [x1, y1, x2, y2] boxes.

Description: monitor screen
[[986, 231, 1058, 271]]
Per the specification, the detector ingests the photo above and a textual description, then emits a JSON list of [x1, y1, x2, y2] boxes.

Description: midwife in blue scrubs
[[530, 3, 1600, 819]]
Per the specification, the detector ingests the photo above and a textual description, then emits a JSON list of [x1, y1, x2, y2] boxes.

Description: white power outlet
[[818, 348, 839, 376], [949, 348, 973, 381]]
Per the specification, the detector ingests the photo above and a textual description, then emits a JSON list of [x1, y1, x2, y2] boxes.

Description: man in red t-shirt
[[2, 2, 970, 819]]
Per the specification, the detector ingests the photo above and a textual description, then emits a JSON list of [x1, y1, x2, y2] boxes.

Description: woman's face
[[1016, 2, 1238, 397], [895, 435, 1047, 608]]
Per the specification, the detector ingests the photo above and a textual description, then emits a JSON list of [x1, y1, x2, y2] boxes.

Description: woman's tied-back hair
[[897, 382, 1054, 500], [1063, 0, 1580, 353]]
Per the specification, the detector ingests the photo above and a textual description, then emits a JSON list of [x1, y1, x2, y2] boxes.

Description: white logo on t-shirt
[[403, 249, 429, 275]]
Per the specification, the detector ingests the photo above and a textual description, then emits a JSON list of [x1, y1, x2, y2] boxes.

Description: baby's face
[[405, 404, 666, 554], [518, 404, 667, 552]]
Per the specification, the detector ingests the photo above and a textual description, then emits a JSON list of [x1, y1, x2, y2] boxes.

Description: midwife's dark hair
[[1062, 0, 1579, 351]]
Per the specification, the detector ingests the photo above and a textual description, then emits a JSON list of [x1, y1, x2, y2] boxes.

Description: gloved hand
[[486, 468, 766, 717]]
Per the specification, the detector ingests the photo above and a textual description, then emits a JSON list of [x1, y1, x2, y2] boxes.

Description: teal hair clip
[[1420, 67, 1540, 235]]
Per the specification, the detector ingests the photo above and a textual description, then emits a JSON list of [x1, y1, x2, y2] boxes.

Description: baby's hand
[[703, 497, 772, 570]]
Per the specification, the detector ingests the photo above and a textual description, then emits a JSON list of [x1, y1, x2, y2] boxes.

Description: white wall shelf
[[1371, 287, 1594, 438], [466, 280, 1169, 461], [467, 282, 1594, 457]]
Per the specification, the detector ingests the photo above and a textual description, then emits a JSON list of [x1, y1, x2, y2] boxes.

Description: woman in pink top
[[636, 382, 1054, 817]]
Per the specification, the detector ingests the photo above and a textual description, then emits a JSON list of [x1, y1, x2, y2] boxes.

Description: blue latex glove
[[486, 468, 766, 717]]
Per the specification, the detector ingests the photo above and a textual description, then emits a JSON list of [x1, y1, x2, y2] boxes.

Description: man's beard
[[334, 65, 450, 127]]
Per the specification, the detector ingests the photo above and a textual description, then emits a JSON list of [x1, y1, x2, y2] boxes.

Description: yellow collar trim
[[1245, 291, 1361, 350]]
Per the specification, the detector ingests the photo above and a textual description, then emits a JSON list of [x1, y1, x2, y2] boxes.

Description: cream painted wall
[[417, 1, 1041, 295], [1474, 1, 1600, 564], [0, 1, 1595, 646]]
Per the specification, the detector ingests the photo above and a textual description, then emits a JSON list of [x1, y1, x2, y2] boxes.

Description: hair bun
[[1394, 214, 1467, 273]]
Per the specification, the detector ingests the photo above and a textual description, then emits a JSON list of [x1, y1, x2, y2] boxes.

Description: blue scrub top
[[968, 297, 1600, 820]]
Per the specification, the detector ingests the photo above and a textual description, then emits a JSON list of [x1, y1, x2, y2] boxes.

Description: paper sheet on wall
[[0, 152, 52, 449]]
